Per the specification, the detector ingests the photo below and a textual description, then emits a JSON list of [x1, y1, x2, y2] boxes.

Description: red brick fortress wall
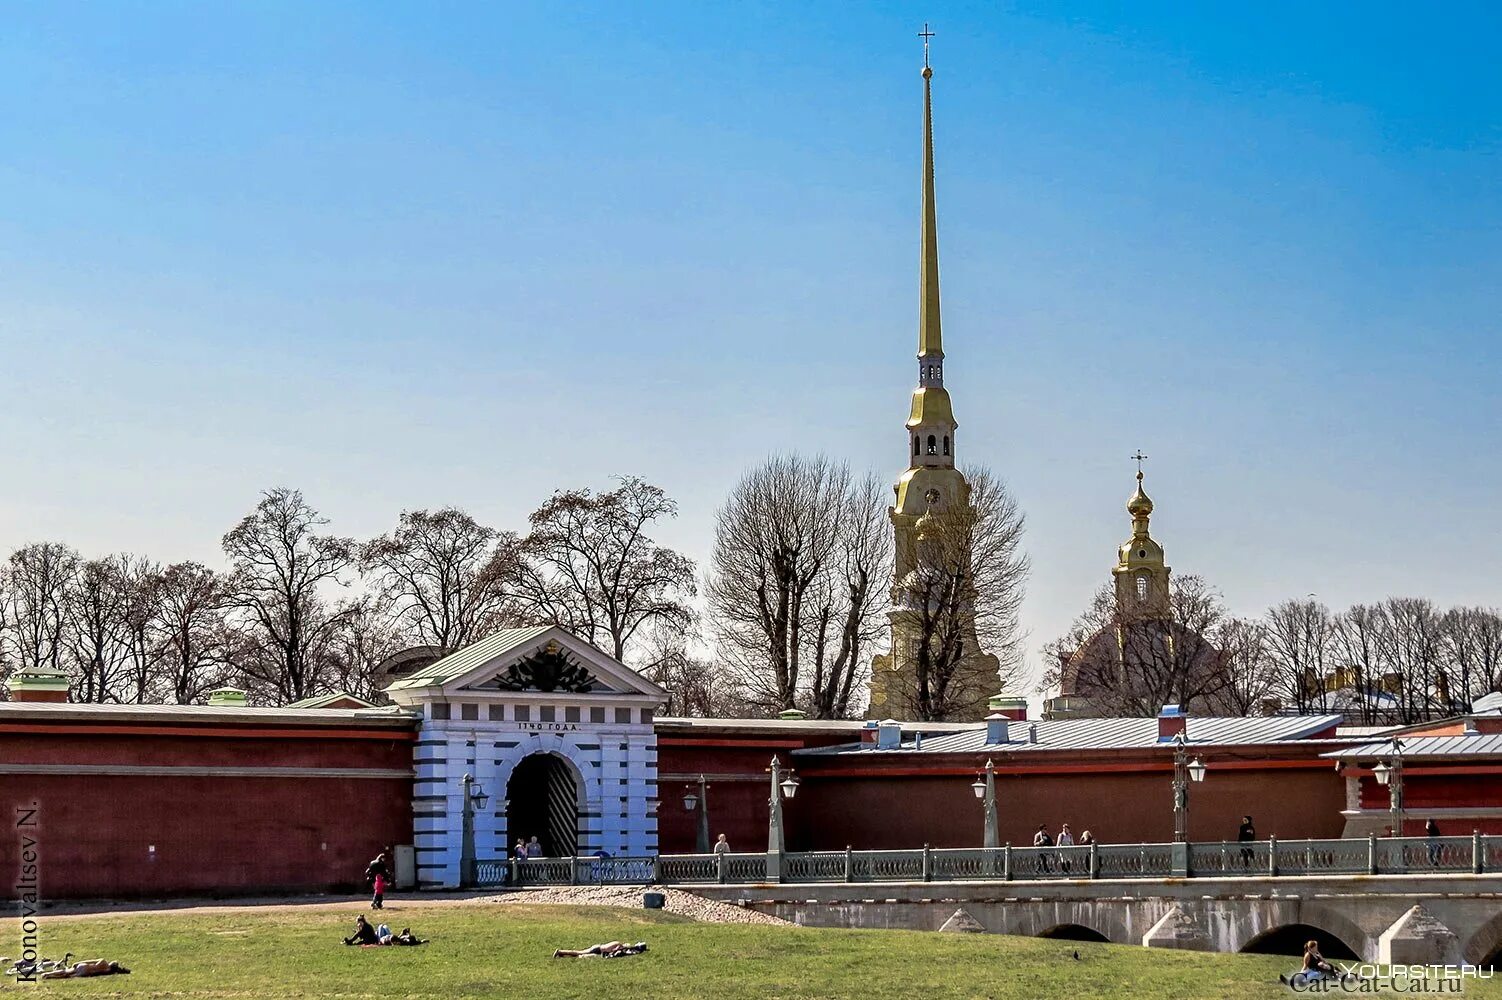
[[0, 711, 417, 900]]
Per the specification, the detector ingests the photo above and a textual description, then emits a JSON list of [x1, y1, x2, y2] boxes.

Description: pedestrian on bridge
[[1057, 824, 1075, 874], [1238, 816, 1256, 869], [1033, 824, 1054, 874]]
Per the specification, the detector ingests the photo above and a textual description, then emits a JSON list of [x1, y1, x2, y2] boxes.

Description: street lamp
[[767, 756, 799, 855], [1373, 738, 1404, 836], [973, 758, 999, 849], [459, 772, 490, 887], [683, 774, 711, 854], [1171, 733, 1208, 843]]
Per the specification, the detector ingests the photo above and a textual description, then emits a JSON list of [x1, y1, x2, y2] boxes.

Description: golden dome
[[1126, 471, 1153, 519]]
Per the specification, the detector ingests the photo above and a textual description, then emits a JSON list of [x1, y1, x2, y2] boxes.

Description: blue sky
[[1, 2, 1498, 687]]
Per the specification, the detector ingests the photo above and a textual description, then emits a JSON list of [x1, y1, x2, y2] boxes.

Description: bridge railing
[[477, 835, 1496, 887]]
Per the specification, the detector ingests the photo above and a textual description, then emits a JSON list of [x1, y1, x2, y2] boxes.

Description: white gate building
[[385, 625, 665, 888]]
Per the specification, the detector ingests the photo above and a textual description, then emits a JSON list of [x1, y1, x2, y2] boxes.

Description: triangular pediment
[[384, 625, 666, 703]]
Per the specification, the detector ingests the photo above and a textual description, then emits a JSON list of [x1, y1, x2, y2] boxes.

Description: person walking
[[1425, 818, 1442, 866], [513, 840, 528, 860], [363, 852, 390, 910], [1057, 823, 1075, 874], [1238, 815, 1257, 870], [526, 836, 543, 858], [1033, 824, 1054, 875], [713, 834, 731, 855]]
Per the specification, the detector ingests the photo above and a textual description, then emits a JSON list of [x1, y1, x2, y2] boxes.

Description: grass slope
[[0, 902, 1483, 999]]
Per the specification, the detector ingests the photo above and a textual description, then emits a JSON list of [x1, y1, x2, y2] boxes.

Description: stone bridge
[[686, 874, 1502, 965]]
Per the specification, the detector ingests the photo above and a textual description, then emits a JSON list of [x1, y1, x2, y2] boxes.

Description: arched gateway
[[384, 625, 667, 888], [506, 752, 580, 858]]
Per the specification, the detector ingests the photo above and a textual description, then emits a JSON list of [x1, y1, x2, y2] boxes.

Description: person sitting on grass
[[343, 914, 380, 946], [552, 941, 648, 959], [1279, 940, 1339, 984], [40, 959, 131, 979]]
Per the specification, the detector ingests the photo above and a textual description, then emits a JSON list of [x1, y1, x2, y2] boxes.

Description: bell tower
[[868, 38, 999, 721], [1113, 458, 1171, 621]]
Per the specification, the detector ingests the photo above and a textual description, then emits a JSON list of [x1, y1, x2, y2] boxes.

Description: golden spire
[[918, 32, 942, 360]]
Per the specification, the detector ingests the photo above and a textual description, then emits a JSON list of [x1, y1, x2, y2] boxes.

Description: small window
[[942, 435, 950, 456], [461, 703, 478, 721], [1136, 576, 1149, 602], [564, 706, 580, 723], [590, 706, 606, 724], [927, 434, 937, 455], [488, 704, 505, 721], [431, 703, 451, 721], [540, 705, 556, 722], [913, 436, 920, 456], [641, 709, 654, 724], [514, 705, 530, 722], [615, 707, 632, 724]]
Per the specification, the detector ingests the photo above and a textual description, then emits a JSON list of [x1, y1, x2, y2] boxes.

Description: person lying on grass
[[40, 959, 131, 979], [552, 941, 648, 959], [342, 915, 426, 947]]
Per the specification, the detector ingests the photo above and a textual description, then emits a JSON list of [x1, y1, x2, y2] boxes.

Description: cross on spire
[[1131, 450, 1148, 477], [919, 23, 935, 68]]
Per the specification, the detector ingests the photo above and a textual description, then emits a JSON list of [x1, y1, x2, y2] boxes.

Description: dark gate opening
[[1240, 924, 1360, 959], [506, 754, 579, 858], [1038, 924, 1110, 943]]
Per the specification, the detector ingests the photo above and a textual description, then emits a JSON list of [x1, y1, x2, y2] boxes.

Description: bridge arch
[[1240, 922, 1360, 960], [1037, 923, 1110, 943], [1463, 910, 1502, 968]]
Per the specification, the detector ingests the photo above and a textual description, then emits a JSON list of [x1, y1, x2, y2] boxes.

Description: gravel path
[[481, 885, 790, 925]]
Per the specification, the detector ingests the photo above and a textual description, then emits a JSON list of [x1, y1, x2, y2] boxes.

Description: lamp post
[[683, 774, 711, 854], [1373, 738, 1404, 837], [766, 756, 800, 879], [971, 758, 999, 848], [1171, 733, 1208, 844], [459, 772, 491, 888]]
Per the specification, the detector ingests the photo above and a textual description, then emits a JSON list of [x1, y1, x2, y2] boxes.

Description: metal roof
[[655, 717, 977, 735], [384, 625, 553, 691], [1325, 733, 1502, 760], [287, 691, 376, 709], [0, 700, 417, 727], [797, 714, 1346, 757]]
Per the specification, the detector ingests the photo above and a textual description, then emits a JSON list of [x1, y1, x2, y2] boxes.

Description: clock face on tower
[[924, 488, 941, 506]]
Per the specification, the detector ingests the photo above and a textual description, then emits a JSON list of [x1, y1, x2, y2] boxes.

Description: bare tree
[[1044, 574, 1228, 717], [707, 455, 888, 717], [1330, 603, 1386, 723], [1211, 617, 1278, 715], [361, 508, 518, 655], [895, 467, 1029, 721], [155, 561, 229, 704], [325, 598, 407, 703], [2, 543, 78, 687], [63, 555, 135, 703], [221, 489, 357, 704], [1441, 606, 1502, 710], [1374, 597, 1446, 722], [115, 556, 165, 704], [1264, 598, 1334, 714], [514, 477, 695, 663]]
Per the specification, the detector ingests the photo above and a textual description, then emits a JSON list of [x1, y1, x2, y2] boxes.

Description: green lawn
[[1, 902, 1491, 999]]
